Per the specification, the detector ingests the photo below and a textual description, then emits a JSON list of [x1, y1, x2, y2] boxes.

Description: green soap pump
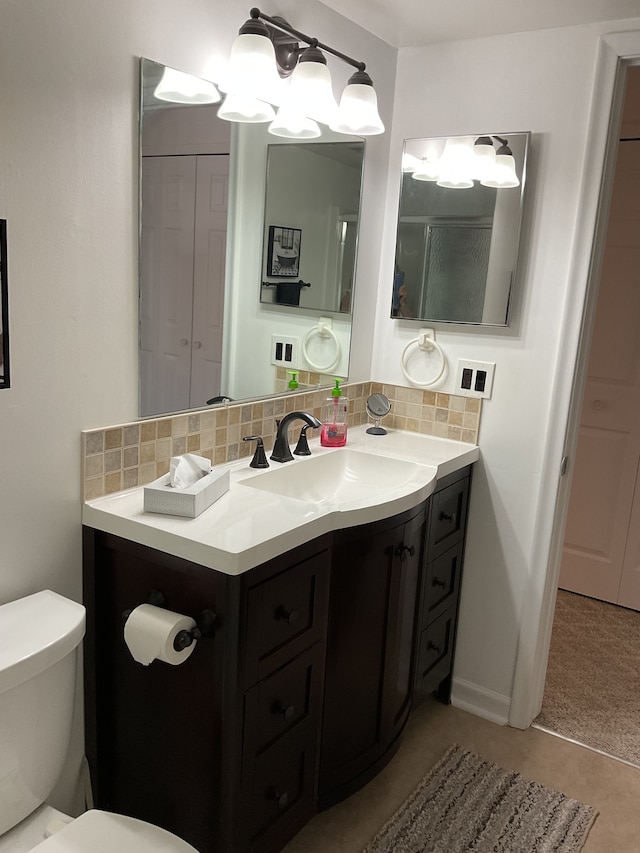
[[287, 370, 299, 390], [320, 378, 348, 447]]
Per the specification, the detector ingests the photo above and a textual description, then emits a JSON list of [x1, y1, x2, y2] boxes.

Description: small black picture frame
[[0, 219, 9, 390], [266, 225, 301, 277]]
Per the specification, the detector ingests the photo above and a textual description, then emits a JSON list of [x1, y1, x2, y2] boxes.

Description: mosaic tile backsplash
[[82, 382, 481, 501]]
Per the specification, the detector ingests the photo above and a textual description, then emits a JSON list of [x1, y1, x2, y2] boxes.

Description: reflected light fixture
[[154, 66, 221, 104], [409, 135, 520, 189], [220, 7, 384, 137], [480, 136, 520, 188], [436, 137, 475, 189]]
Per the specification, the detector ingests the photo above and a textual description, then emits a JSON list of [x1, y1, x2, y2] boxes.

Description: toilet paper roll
[[124, 603, 197, 666]]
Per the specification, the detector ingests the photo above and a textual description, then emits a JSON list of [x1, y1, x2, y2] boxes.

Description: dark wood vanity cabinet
[[82, 465, 471, 853], [83, 529, 331, 853], [318, 503, 426, 807]]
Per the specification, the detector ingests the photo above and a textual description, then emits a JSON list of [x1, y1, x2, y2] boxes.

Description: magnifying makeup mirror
[[366, 393, 391, 435]]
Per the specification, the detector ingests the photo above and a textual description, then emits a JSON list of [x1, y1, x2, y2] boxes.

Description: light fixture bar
[[249, 7, 366, 74]]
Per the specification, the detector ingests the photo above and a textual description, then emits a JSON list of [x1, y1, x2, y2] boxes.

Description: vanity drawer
[[423, 541, 463, 625], [244, 550, 330, 687], [428, 476, 469, 560], [242, 644, 324, 772], [415, 609, 455, 697], [240, 723, 317, 851]]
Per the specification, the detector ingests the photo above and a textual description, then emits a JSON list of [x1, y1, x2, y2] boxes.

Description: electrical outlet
[[271, 335, 300, 367], [456, 360, 496, 399]]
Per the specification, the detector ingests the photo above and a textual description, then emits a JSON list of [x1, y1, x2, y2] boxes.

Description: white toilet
[[0, 590, 198, 852]]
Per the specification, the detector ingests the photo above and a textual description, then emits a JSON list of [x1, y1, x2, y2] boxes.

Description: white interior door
[[559, 138, 640, 610], [140, 155, 196, 416], [189, 155, 229, 407]]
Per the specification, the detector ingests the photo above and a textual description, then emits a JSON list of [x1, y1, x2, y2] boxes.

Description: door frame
[[509, 32, 640, 729]]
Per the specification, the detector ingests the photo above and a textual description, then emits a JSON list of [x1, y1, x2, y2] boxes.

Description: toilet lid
[[29, 810, 199, 853]]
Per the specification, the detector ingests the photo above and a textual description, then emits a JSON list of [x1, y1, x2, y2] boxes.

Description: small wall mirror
[[392, 132, 529, 326], [0, 220, 9, 389]]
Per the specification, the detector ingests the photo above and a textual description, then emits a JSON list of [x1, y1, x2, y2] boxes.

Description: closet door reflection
[[140, 155, 228, 417]]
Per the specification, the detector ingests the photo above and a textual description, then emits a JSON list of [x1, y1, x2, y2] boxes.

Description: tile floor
[[282, 697, 640, 852]]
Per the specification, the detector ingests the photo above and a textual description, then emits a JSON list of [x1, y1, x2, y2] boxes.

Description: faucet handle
[[293, 426, 312, 456], [243, 436, 269, 469]]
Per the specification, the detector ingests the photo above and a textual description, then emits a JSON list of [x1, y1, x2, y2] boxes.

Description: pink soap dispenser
[[320, 379, 348, 447]]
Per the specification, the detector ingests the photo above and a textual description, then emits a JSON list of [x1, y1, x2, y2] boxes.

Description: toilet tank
[[0, 591, 85, 835]]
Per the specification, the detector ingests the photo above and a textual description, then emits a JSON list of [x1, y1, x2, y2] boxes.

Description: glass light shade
[[217, 92, 275, 123], [402, 153, 421, 172], [218, 33, 283, 105], [286, 57, 339, 126], [437, 137, 475, 189], [481, 153, 520, 188], [472, 143, 496, 181], [269, 106, 321, 139], [330, 83, 384, 136], [412, 158, 440, 181], [153, 67, 221, 104]]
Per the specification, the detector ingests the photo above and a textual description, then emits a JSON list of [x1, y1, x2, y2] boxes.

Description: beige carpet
[[535, 590, 640, 766], [361, 744, 596, 852]]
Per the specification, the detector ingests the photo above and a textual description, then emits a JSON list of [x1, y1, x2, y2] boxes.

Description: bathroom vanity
[[82, 429, 477, 853]]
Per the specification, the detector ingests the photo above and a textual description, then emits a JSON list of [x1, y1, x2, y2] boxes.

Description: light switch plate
[[456, 359, 496, 399]]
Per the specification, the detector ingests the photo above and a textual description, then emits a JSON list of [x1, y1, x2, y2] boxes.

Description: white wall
[[0, 0, 395, 813], [374, 20, 640, 723]]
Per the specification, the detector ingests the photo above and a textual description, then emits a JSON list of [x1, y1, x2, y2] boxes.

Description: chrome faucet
[[271, 411, 322, 463]]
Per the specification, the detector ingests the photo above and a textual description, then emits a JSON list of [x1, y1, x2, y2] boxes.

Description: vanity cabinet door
[[319, 504, 425, 808]]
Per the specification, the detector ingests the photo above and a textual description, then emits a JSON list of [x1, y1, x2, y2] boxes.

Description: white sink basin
[[241, 449, 427, 505]]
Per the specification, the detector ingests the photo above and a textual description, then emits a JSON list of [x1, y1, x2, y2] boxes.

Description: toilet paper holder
[[122, 590, 216, 652]]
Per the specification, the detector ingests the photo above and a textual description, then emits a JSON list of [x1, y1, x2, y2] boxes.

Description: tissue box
[[144, 468, 230, 518]]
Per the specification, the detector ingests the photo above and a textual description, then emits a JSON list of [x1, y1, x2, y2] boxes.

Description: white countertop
[[82, 426, 479, 576]]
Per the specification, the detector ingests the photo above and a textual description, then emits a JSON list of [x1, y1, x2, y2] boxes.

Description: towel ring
[[401, 330, 447, 388], [302, 318, 341, 373]]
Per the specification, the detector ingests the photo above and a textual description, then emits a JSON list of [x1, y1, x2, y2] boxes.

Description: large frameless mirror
[[139, 58, 363, 418], [392, 132, 529, 326], [0, 220, 9, 389]]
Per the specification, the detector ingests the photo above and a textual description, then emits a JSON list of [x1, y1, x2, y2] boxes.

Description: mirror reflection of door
[[139, 102, 229, 417], [0, 218, 8, 389]]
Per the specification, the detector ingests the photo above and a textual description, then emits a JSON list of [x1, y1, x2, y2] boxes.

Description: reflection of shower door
[[140, 154, 228, 416], [396, 220, 491, 322]]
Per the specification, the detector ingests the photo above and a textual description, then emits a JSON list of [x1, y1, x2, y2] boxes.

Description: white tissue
[[169, 453, 211, 489], [124, 604, 198, 666]]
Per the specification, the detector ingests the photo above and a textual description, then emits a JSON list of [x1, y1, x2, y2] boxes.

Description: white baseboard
[[451, 677, 511, 725]]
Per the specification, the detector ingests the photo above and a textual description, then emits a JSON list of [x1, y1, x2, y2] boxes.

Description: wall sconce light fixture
[[219, 7, 385, 138]]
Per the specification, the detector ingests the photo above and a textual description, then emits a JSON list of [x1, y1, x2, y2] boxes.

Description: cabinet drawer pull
[[272, 701, 295, 721], [427, 640, 443, 654], [267, 788, 289, 809], [394, 543, 416, 560], [432, 577, 447, 589], [439, 511, 457, 525], [275, 605, 300, 626]]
